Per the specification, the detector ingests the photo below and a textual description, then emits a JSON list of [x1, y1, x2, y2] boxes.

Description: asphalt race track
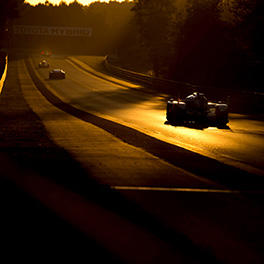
[[31, 55, 264, 179], [0, 54, 264, 264]]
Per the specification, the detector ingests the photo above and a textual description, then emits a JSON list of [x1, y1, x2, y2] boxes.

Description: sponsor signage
[[13, 25, 92, 37]]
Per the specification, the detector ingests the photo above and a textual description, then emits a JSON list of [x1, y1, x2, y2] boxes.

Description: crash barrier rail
[[103, 56, 195, 97], [104, 56, 264, 114], [103, 55, 237, 100], [0, 54, 8, 95]]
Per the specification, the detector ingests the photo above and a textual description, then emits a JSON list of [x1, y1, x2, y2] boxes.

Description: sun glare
[[25, 0, 128, 6]]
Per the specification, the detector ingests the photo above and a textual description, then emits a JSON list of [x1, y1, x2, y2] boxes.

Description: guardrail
[[0, 54, 8, 95], [104, 56, 264, 114], [103, 56, 195, 97]]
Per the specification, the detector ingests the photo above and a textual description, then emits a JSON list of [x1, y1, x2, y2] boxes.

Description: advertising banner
[[13, 25, 92, 37]]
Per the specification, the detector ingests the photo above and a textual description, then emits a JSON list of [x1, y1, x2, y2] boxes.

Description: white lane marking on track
[[111, 186, 242, 194], [112, 186, 264, 195]]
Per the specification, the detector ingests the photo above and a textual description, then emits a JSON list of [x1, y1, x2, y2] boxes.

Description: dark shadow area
[[0, 51, 7, 79], [0, 54, 223, 263], [0, 55, 121, 263], [0, 177, 123, 263], [164, 120, 231, 130]]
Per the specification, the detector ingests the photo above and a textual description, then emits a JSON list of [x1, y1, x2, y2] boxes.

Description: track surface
[[1, 55, 264, 264], [33, 55, 264, 178]]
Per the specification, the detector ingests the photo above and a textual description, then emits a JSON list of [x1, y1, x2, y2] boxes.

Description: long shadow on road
[[0, 54, 223, 263], [0, 55, 123, 263]]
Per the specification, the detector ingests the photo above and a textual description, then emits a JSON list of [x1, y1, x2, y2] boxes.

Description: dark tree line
[[0, 0, 24, 75], [0, 0, 24, 49], [0, 0, 24, 29], [12, 1, 135, 54], [131, 0, 264, 90]]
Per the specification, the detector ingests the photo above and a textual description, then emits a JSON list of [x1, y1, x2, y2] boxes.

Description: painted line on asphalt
[[0, 151, 183, 263], [111, 185, 241, 194], [112, 186, 264, 195]]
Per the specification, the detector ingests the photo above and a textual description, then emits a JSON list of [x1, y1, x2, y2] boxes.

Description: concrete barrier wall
[[0, 55, 8, 95]]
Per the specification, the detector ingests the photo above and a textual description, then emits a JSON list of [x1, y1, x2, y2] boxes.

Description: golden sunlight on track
[[31, 55, 264, 176]]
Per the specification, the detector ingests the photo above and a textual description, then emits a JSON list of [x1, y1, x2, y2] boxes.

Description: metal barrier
[[103, 56, 195, 97], [103, 56, 264, 114]]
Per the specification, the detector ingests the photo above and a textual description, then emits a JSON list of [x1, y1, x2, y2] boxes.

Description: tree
[[171, 0, 227, 85], [0, 0, 24, 49], [220, 0, 264, 89], [133, 0, 177, 77], [223, 0, 264, 57], [0, 0, 24, 29]]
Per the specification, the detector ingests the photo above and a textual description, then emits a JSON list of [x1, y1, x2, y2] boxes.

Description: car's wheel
[[216, 119, 228, 128], [166, 112, 175, 123]]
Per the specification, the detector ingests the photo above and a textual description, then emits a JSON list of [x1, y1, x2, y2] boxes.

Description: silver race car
[[39, 59, 49, 68], [49, 69, 66, 79], [166, 92, 229, 127]]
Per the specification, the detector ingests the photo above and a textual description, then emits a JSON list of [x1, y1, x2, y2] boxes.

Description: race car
[[49, 69, 66, 79], [166, 92, 229, 127], [39, 59, 49, 68]]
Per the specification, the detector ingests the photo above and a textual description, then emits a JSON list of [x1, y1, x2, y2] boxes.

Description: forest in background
[[0, 0, 263, 91], [11, 1, 135, 55], [129, 0, 263, 91]]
